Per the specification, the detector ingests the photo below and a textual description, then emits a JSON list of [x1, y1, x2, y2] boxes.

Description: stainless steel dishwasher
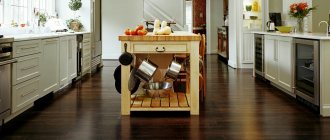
[[0, 37, 16, 123]]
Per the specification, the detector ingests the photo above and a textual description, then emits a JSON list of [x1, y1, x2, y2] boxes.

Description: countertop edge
[[252, 31, 330, 40], [9, 32, 91, 42]]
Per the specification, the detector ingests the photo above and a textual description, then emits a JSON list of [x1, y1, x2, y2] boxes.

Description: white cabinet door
[[68, 36, 77, 81], [59, 37, 69, 88], [277, 37, 293, 92], [242, 33, 254, 64], [41, 38, 59, 96], [264, 35, 278, 83]]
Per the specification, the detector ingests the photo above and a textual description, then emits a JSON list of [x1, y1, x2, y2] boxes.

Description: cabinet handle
[[155, 47, 166, 52], [21, 65, 38, 70], [21, 46, 37, 50], [21, 89, 37, 97]]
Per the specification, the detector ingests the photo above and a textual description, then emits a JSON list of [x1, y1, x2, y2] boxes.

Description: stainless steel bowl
[[142, 82, 173, 90]]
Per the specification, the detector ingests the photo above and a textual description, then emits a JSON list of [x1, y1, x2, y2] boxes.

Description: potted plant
[[69, 0, 82, 11], [288, 2, 316, 33], [39, 13, 47, 27], [67, 18, 84, 32]]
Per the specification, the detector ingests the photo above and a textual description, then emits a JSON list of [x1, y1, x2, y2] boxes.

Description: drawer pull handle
[[155, 47, 166, 52], [21, 46, 37, 50], [21, 65, 38, 70], [21, 89, 37, 97]]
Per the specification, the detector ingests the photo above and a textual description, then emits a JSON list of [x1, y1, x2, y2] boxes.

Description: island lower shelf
[[130, 90, 191, 111]]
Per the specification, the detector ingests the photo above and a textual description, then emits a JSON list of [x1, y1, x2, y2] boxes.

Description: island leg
[[190, 41, 200, 115], [121, 42, 131, 115]]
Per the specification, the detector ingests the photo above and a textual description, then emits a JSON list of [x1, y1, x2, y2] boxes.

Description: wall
[[193, 0, 206, 27], [206, 0, 223, 54], [312, 0, 330, 33], [56, 0, 91, 32], [101, 0, 144, 59], [143, 0, 185, 26], [268, 0, 282, 13]]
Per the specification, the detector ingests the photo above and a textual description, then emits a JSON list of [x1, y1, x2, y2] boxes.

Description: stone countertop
[[118, 31, 201, 41], [6, 32, 90, 42], [252, 31, 330, 40]]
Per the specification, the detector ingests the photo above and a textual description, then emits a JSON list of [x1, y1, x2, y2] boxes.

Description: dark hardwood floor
[[1, 55, 330, 140]]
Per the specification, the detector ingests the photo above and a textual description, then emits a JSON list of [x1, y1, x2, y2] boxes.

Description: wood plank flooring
[[1, 55, 330, 140]]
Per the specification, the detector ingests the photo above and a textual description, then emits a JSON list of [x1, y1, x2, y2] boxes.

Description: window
[[0, 0, 54, 27]]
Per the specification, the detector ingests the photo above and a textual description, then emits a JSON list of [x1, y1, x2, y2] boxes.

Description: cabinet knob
[[155, 47, 166, 52]]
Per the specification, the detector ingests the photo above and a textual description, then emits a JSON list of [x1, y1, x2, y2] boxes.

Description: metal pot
[[165, 58, 182, 80], [135, 59, 158, 82]]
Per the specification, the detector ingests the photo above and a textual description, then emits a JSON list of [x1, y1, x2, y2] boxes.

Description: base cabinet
[[41, 38, 59, 96], [82, 34, 91, 75], [264, 35, 293, 94]]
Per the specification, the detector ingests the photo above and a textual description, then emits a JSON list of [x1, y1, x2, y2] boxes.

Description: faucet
[[319, 21, 329, 35]]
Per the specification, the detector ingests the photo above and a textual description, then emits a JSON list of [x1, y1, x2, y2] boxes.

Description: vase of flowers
[[289, 2, 316, 33]]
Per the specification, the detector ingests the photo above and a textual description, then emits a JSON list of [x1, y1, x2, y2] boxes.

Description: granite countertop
[[253, 31, 330, 40], [5, 32, 90, 41]]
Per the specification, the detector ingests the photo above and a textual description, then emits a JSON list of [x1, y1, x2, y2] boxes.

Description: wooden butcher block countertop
[[118, 31, 201, 41]]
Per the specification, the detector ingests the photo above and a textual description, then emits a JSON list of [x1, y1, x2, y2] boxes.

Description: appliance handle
[[0, 59, 17, 66]]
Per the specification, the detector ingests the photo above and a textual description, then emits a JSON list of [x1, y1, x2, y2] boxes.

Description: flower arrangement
[[288, 2, 316, 32], [289, 2, 316, 18]]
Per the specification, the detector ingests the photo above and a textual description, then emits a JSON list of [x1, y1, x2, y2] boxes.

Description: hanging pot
[[165, 57, 182, 80], [135, 58, 158, 82], [119, 43, 133, 65]]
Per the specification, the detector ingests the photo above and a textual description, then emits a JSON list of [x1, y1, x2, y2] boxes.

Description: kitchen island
[[118, 31, 201, 115], [253, 31, 330, 117]]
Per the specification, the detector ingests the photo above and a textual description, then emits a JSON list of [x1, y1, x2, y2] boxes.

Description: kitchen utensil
[[135, 58, 158, 82], [113, 65, 139, 94], [119, 43, 133, 65], [246, 5, 252, 11], [142, 82, 172, 90], [250, 16, 258, 20], [275, 26, 292, 33], [128, 67, 141, 93], [165, 57, 182, 80], [266, 21, 276, 32]]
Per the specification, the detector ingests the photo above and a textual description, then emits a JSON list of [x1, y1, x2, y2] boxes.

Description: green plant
[[67, 18, 84, 32], [39, 13, 47, 26], [69, 0, 82, 11]]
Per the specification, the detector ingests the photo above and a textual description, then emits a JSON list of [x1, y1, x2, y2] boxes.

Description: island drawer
[[132, 44, 188, 53], [13, 40, 42, 57]]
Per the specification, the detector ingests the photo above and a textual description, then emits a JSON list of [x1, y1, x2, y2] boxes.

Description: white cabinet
[[59, 37, 69, 88], [82, 33, 91, 75], [59, 36, 77, 88], [68, 36, 77, 81], [11, 40, 42, 114], [242, 33, 254, 64], [264, 35, 293, 94], [40, 38, 59, 96], [12, 77, 40, 113]]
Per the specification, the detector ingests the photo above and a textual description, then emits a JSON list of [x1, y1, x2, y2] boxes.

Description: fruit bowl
[[276, 26, 293, 33]]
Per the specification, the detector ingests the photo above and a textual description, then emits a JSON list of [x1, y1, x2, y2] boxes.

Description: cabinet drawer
[[82, 55, 91, 74], [12, 53, 41, 85], [83, 34, 91, 42], [13, 40, 41, 57], [133, 44, 187, 53], [12, 76, 40, 113], [83, 42, 91, 56]]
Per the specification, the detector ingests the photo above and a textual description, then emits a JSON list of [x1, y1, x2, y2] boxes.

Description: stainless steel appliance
[[75, 34, 83, 80], [294, 39, 319, 107], [269, 13, 282, 27], [254, 34, 264, 77], [0, 37, 16, 122]]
